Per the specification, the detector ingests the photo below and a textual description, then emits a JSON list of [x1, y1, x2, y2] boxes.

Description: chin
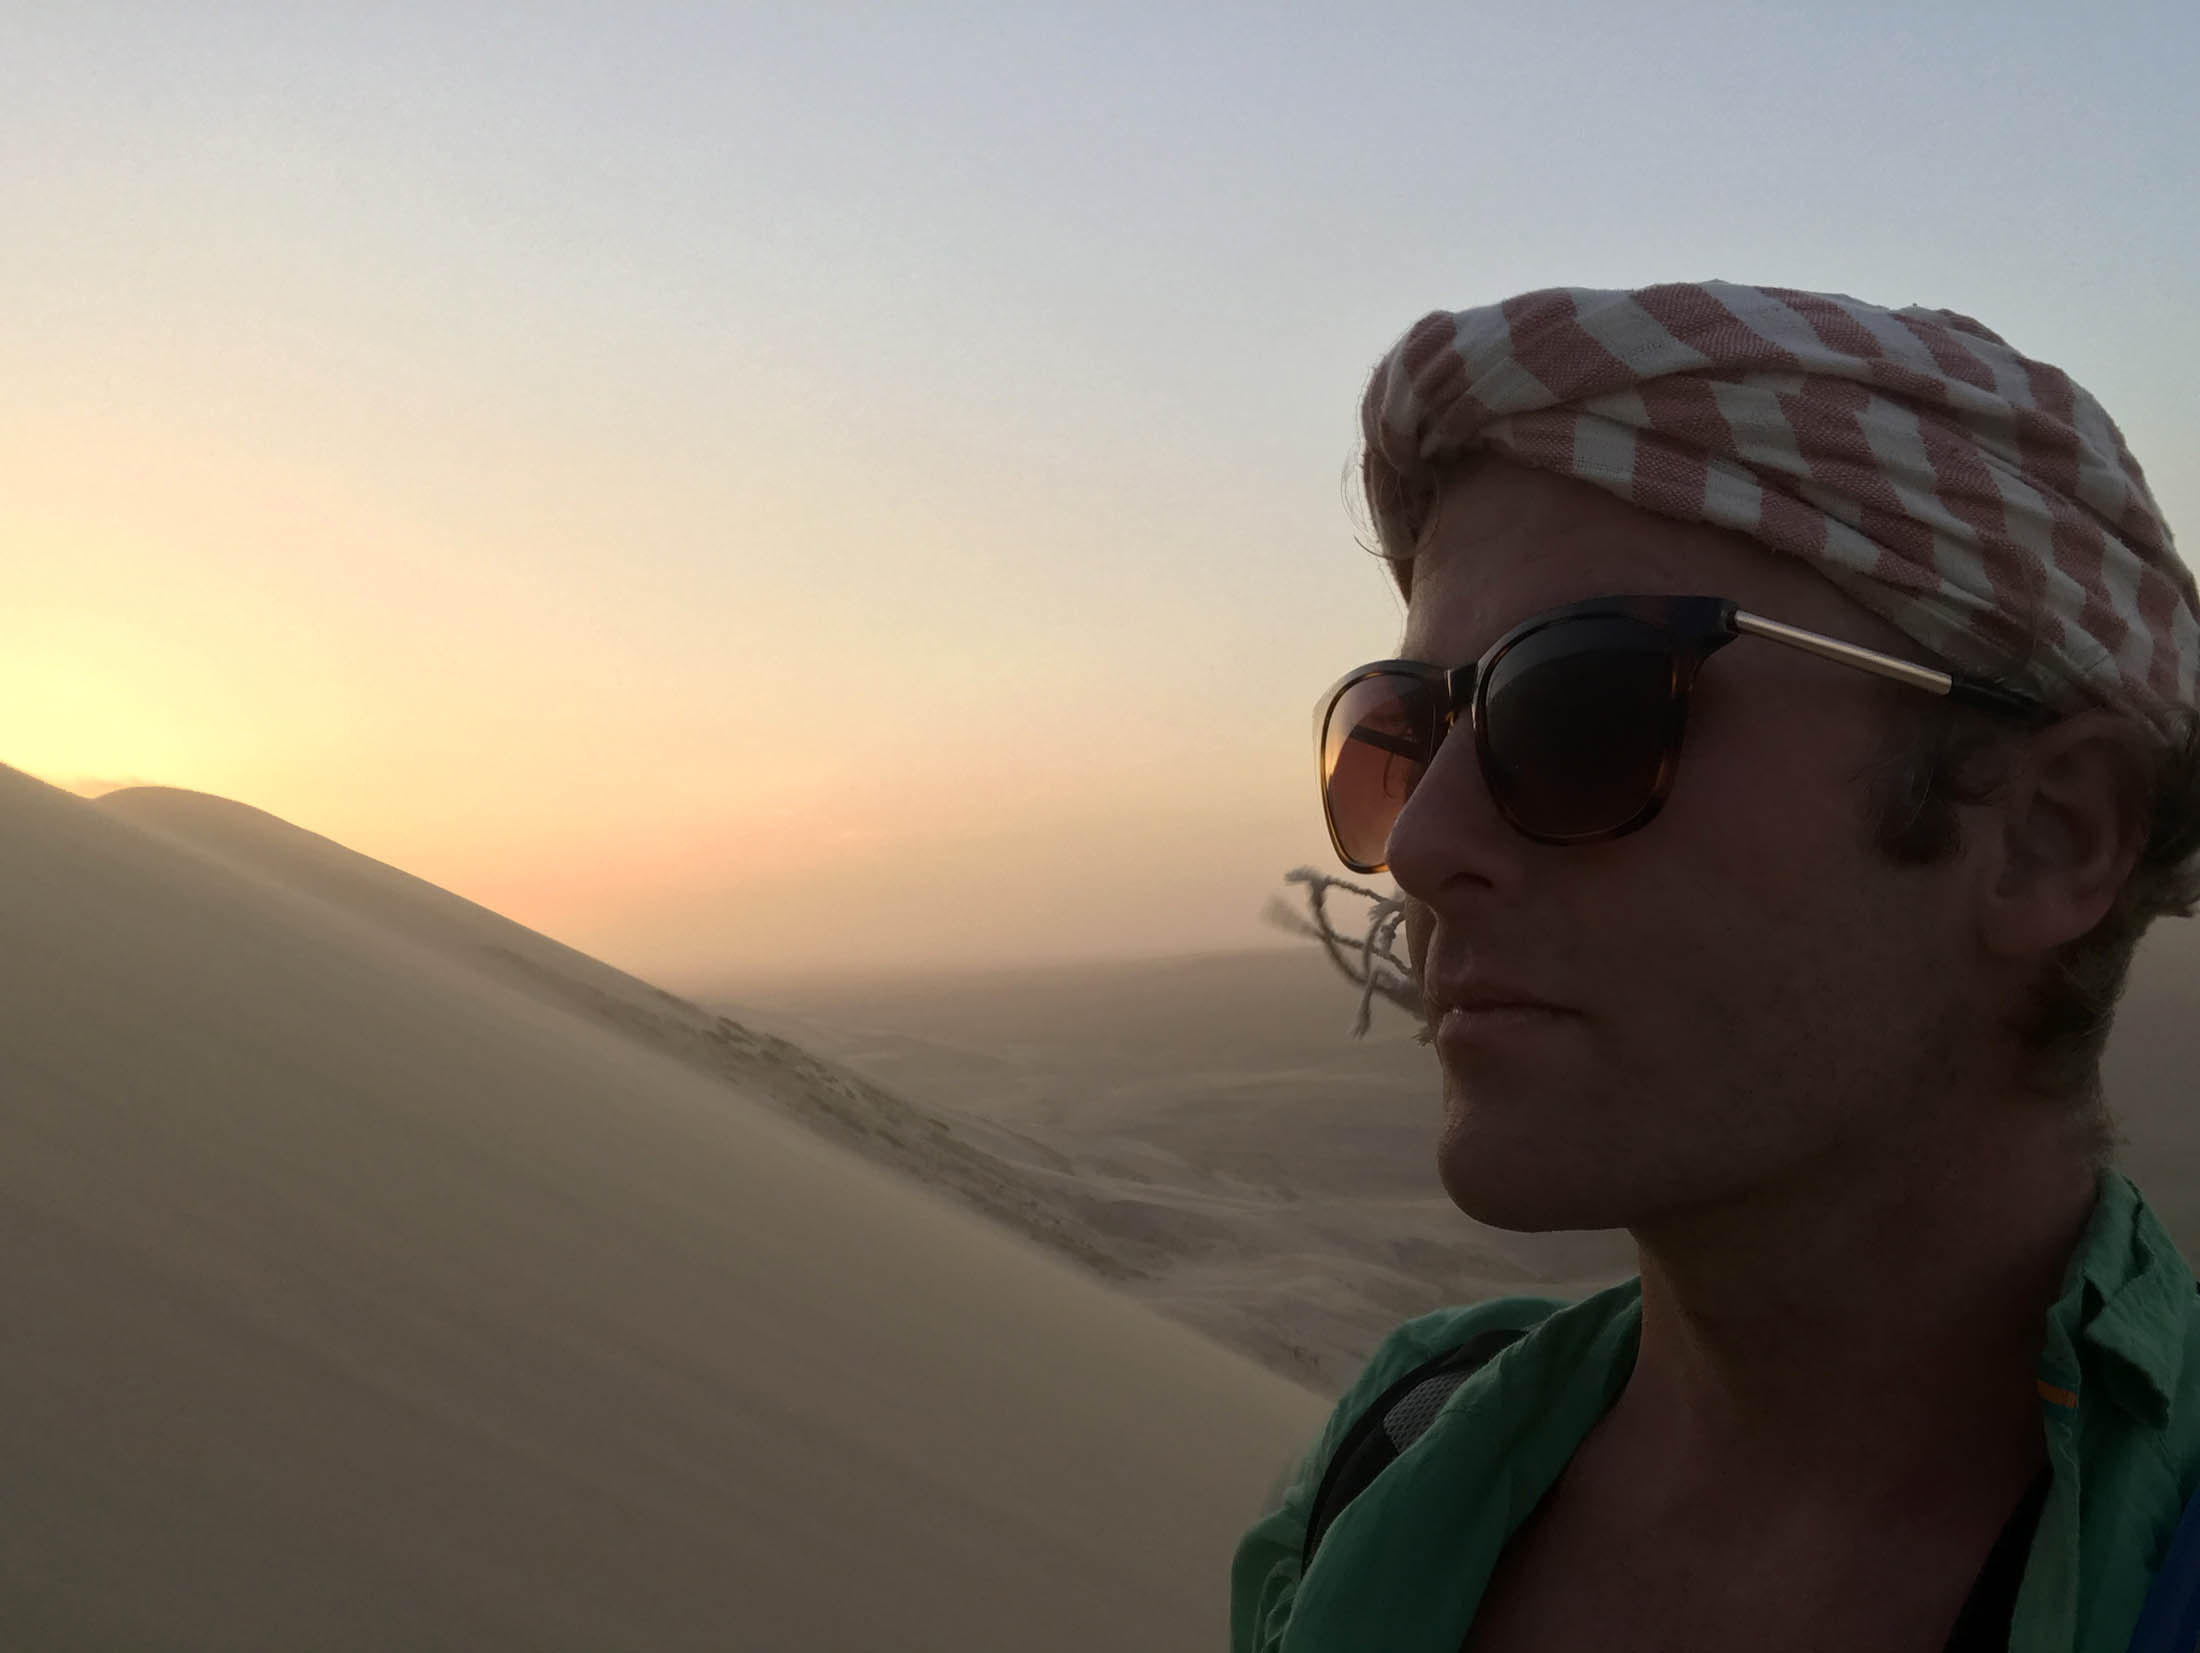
[[1434, 1088, 1640, 1233]]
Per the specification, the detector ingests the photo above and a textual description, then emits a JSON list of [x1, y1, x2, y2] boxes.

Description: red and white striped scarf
[[1360, 282, 2197, 736]]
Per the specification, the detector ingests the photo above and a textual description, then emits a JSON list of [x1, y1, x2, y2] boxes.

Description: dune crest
[[3, 767, 1321, 1649], [96, 783, 1147, 1283]]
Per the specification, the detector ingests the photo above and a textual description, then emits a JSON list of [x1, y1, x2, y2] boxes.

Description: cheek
[[1561, 717, 1893, 997], [1669, 698, 1884, 896], [1582, 717, 1961, 1067]]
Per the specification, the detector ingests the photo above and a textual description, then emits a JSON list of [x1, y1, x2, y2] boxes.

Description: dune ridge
[[3, 767, 1322, 1649], [79, 786, 1644, 1386], [94, 786, 1149, 1282]]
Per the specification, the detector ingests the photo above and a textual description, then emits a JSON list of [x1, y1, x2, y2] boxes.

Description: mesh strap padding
[[1301, 1324, 1528, 1571]]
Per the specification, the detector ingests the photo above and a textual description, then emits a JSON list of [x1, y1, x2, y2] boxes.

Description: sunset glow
[[9, 3, 2194, 989]]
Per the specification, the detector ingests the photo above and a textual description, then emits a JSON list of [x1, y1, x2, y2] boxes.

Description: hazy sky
[[8, 2, 2196, 989]]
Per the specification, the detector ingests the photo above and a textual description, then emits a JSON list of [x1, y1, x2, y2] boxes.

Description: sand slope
[[719, 953, 1639, 1389], [90, 785, 1142, 1284], [2, 768, 1323, 1649]]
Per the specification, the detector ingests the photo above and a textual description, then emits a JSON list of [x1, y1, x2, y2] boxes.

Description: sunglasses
[[1315, 594, 2047, 872]]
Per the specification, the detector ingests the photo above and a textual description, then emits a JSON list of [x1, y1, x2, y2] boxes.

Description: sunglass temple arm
[[1731, 611, 2042, 718]]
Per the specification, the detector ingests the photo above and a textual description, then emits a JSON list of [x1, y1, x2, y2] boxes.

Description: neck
[[1614, 1097, 2099, 1515]]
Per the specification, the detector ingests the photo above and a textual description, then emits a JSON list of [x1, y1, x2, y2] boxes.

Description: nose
[[1383, 721, 1519, 905]]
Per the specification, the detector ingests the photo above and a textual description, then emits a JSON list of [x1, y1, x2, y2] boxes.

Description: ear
[[1975, 711, 2151, 961]]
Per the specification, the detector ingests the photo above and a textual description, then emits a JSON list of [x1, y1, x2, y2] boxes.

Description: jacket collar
[[2044, 1171, 2192, 1431]]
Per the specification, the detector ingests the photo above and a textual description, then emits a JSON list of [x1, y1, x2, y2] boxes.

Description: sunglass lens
[[1480, 618, 1681, 840], [1322, 672, 1440, 870]]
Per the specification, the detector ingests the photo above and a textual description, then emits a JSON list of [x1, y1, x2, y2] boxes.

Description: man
[[1234, 283, 2200, 1651]]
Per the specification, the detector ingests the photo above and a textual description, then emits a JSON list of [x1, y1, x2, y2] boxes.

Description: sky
[[6, 1, 2197, 991]]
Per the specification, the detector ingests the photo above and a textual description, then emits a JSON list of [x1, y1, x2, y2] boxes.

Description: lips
[[1422, 977, 1575, 1019], [1419, 973, 1580, 1056]]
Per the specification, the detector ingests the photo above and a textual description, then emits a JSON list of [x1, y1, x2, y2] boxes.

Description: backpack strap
[[2122, 1276, 2200, 1652], [1300, 1324, 1529, 1571], [1296, 1284, 2200, 1645], [2126, 1478, 2200, 1652]]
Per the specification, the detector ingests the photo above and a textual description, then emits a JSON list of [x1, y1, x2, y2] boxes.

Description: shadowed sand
[[1, 768, 1324, 1650]]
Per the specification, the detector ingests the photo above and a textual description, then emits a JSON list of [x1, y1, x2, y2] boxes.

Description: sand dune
[[23, 765, 2189, 1647], [91, 785, 1146, 1285], [3, 769, 1323, 1649]]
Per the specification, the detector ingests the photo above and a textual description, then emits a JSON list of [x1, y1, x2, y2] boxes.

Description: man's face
[[1390, 459, 1982, 1234]]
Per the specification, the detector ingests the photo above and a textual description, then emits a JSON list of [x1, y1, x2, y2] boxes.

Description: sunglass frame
[[1314, 594, 2050, 872]]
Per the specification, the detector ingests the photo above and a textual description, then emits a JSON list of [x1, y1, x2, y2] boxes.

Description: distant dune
[[714, 913, 2200, 1390], [1, 768, 1322, 1649]]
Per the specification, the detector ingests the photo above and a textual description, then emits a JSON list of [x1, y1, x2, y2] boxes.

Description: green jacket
[[1233, 1171, 2200, 1652]]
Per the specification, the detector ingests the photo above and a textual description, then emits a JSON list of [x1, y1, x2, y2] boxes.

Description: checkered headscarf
[[1361, 281, 2198, 737]]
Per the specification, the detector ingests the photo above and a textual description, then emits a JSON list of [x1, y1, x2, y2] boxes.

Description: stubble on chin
[[1433, 1062, 1614, 1233]]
